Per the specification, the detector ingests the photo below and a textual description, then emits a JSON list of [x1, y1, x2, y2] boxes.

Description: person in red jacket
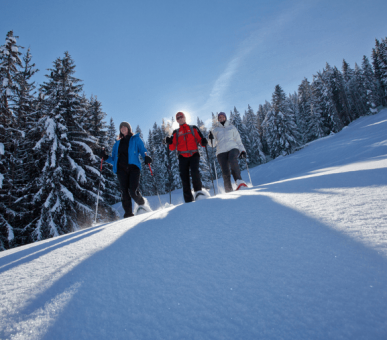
[[165, 111, 208, 203]]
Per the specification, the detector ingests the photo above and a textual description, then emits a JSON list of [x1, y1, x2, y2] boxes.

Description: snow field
[[0, 110, 387, 339]]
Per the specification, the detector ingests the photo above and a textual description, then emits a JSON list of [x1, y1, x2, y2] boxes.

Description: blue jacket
[[106, 134, 147, 173]]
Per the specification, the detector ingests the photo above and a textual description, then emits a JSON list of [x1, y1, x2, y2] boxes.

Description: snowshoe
[[134, 198, 152, 215], [194, 189, 211, 201], [236, 180, 248, 191]]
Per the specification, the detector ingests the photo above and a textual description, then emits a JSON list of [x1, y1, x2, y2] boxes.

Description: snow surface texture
[[1, 110, 387, 339]]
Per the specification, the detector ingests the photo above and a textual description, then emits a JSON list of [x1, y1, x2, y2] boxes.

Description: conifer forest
[[1, 30, 386, 251]]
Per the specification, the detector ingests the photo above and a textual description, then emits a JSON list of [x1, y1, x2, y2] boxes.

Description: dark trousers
[[179, 153, 202, 203], [217, 148, 242, 193], [116, 163, 145, 216]]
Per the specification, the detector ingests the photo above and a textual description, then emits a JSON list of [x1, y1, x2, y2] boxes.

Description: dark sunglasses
[[176, 116, 184, 120]]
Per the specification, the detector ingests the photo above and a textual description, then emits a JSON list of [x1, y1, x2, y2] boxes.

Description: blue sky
[[2, 0, 387, 135]]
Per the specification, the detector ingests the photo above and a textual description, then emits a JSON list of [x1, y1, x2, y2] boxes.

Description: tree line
[[1, 30, 386, 251]]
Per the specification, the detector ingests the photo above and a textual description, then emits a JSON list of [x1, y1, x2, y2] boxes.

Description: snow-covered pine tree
[[305, 84, 326, 141], [314, 68, 343, 133], [263, 85, 299, 158], [342, 59, 366, 119], [11, 48, 40, 245], [0, 31, 24, 249], [376, 37, 387, 105], [26, 53, 108, 242], [361, 55, 380, 115], [372, 39, 387, 107], [84, 96, 120, 208], [297, 78, 312, 143], [106, 118, 116, 153], [243, 105, 265, 164], [196, 117, 212, 189]]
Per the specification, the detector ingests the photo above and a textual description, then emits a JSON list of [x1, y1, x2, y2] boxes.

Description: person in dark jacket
[[103, 122, 152, 217], [165, 112, 209, 203]]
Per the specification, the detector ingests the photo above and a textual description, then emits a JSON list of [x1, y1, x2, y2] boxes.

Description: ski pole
[[148, 163, 163, 208], [205, 145, 216, 196], [244, 157, 252, 187], [214, 160, 219, 194], [164, 142, 172, 204], [94, 157, 104, 224], [210, 139, 219, 194]]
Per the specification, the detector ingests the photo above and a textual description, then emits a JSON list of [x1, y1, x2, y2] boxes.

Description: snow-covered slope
[[1, 110, 387, 339]]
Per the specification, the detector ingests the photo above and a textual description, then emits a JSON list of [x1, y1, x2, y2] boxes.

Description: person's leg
[[179, 156, 194, 202], [116, 167, 133, 217], [128, 165, 145, 206], [228, 148, 242, 182], [190, 153, 203, 192], [217, 151, 233, 192]]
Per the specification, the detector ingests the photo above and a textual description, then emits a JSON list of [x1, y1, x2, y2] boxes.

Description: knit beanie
[[218, 112, 227, 121]]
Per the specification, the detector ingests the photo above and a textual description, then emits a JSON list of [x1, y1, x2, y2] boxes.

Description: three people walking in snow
[[165, 112, 209, 203], [209, 112, 247, 192], [103, 122, 152, 218]]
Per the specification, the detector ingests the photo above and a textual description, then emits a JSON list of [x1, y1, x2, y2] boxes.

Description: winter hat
[[218, 112, 227, 121], [119, 121, 132, 133], [176, 111, 185, 120]]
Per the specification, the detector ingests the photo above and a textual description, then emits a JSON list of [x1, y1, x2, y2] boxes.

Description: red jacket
[[169, 124, 204, 157]]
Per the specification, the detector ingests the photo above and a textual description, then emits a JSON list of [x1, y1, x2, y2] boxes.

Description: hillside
[[1, 110, 386, 339]]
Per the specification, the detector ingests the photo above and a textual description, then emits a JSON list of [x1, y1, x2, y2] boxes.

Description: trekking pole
[[164, 141, 172, 204], [214, 160, 219, 194], [210, 139, 220, 194], [94, 157, 104, 224], [148, 163, 163, 208], [204, 145, 216, 196], [244, 157, 253, 187]]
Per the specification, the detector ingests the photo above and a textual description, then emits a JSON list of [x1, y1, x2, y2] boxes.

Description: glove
[[165, 136, 173, 145], [201, 138, 208, 146], [239, 151, 246, 159], [144, 155, 152, 165], [208, 131, 214, 140], [102, 149, 109, 161]]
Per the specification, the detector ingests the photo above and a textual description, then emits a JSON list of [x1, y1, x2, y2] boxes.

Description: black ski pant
[[116, 163, 145, 217], [178, 153, 202, 203], [217, 148, 242, 193]]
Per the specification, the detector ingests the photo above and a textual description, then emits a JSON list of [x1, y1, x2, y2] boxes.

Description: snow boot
[[236, 179, 248, 190], [134, 198, 152, 215], [194, 188, 211, 201]]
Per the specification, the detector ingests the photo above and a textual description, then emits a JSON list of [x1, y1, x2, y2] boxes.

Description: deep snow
[[1, 110, 386, 339]]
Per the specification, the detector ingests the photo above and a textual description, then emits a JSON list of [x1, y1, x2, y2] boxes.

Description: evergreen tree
[[106, 118, 116, 153], [26, 53, 112, 241], [243, 105, 265, 164], [297, 78, 312, 142], [372, 39, 387, 106], [361, 55, 380, 114], [263, 85, 299, 158], [0, 31, 24, 249]]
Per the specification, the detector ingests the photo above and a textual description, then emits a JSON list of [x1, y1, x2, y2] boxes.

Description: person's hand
[[102, 149, 109, 161], [208, 131, 214, 140], [239, 151, 246, 159], [201, 138, 208, 146], [165, 136, 173, 145], [144, 155, 152, 165]]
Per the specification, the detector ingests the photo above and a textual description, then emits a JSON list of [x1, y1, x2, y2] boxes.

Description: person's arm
[[104, 143, 116, 165], [193, 126, 207, 147], [137, 136, 148, 160], [168, 131, 178, 151], [233, 126, 246, 152]]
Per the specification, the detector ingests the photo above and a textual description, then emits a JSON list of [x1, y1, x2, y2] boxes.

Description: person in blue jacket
[[102, 122, 152, 218]]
